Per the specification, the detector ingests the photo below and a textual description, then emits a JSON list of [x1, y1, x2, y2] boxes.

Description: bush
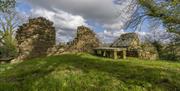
[[0, 45, 17, 59], [160, 46, 180, 61]]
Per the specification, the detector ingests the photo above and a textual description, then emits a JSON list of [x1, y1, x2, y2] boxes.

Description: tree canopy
[[138, 0, 180, 34], [0, 0, 16, 12]]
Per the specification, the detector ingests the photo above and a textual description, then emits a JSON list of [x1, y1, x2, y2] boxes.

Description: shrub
[[0, 44, 17, 59]]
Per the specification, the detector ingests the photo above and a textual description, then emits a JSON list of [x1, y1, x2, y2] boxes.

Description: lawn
[[0, 53, 180, 91]]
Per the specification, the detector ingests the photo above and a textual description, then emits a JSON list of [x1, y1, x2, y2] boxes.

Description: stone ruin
[[111, 33, 158, 60], [67, 26, 101, 53], [9, 17, 158, 62], [47, 26, 101, 56], [15, 17, 56, 60], [111, 33, 141, 50], [139, 42, 159, 60]]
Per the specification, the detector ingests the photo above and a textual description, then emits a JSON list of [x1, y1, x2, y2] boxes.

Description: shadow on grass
[[0, 53, 180, 91]]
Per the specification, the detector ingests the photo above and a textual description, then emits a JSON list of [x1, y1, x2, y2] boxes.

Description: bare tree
[[115, 0, 180, 34]]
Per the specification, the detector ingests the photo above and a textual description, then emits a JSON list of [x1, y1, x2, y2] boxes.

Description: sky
[[15, 0, 169, 43]]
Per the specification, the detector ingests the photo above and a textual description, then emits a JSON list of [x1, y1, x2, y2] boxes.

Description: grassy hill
[[0, 53, 180, 91]]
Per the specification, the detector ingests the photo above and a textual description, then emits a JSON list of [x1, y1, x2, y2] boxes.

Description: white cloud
[[98, 29, 125, 43], [18, 0, 171, 44], [23, 0, 136, 42], [135, 28, 175, 44], [30, 7, 88, 43], [27, 0, 124, 23]]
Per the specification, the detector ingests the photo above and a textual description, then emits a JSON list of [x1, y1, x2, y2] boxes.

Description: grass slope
[[0, 53, 180, 91]]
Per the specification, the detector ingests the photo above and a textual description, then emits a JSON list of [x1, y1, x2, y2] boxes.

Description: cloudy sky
[[15, 0, 167, 43]]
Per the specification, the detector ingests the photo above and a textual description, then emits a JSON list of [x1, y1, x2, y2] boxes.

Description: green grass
[[0, 53, 180, 91]]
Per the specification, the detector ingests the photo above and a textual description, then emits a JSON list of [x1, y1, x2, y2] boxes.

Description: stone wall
[[139, 42, 159, 60], [16, 17, 56, 60], [111, 33, 158, 60], [111, 33, 141, 50], [67, 26, 101, 53]]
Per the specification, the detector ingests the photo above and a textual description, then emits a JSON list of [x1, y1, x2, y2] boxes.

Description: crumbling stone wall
[[67, 26, 101, 53], [111, 33, 158, 60], [111, 33, 141, 50], [16, 17, 55, 60], [139, 42, 159, 60]]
